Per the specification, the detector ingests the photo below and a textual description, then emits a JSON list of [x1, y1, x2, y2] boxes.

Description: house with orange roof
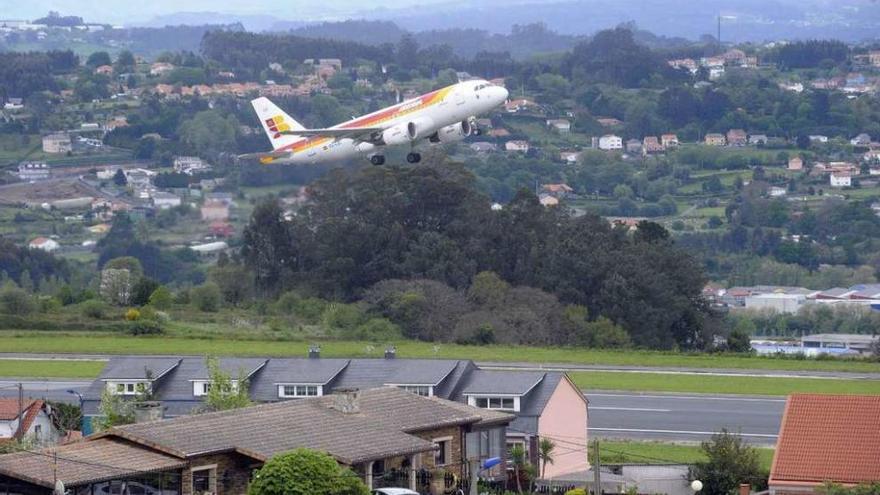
[[769, 394, 880, 494], [0, 399, 61, 446], [28, 237, 59, 252]]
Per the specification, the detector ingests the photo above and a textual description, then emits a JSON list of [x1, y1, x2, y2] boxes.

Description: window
[[399, 385, 432, 397], [191, 465, 217, 495], [472, 396, 516, 411], [433, 437, 452, 466], [279, 385, 319, 398], [109, 381, 149, 396], [34, 425, 41, 442]]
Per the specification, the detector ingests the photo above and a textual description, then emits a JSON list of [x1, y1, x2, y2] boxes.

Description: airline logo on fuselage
[[265, 115, 291, 139]]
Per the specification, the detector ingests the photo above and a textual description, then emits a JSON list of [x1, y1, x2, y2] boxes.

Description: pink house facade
[[538, 375, 589, 478]]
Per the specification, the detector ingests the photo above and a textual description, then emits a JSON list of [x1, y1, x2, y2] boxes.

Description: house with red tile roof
[[769, 394, 880, 494], [0, 399, 61, 446]]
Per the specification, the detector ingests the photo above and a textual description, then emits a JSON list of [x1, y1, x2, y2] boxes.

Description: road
[[0, 378, 785, 444], [586, 390, 785, 445]]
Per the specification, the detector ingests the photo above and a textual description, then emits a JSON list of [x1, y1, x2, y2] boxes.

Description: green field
[[0, 359, 106, 378], [1, 332, 879, 373], [598, 440, 774, 470], [569, 370, 880, 396]]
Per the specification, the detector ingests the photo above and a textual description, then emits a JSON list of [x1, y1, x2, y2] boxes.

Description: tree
[[148, 286, 173, 309], [0, 283, 35, 314], [191, 283, 222, 312], [248, 448, 369, 495], [177, 110, 238, 156], [538, 438, 556, 480], [86, 51, 112, 68], [726, 329, 752, 353], [130, 277, 160, 307], [48, 401, 82, 433], [509, 443, 527, 495], [95, 387, 134, 431], [115, 50, 135, 73], [202, 357, 252, 412], [690, 430, 766, 495], [99, 268, 133, 306], [113, 168, 127, 186], [241, 200, 298, 295]]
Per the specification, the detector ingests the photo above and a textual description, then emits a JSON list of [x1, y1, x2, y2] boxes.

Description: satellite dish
[[690, 480, 703, 492], [54, 480, 65, 495]]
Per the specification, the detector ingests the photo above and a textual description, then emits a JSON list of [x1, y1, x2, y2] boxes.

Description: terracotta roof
[[770, 394, 880, 486], [99, 387, 512, 465], [0, 438, 186, 488], [0, 399, 43, 438]]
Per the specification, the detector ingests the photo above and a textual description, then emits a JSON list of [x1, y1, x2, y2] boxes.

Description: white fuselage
[[273, 80, 508, 164]]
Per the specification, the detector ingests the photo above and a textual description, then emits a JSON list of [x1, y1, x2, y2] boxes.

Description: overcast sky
[[1, 0, 459, 24]]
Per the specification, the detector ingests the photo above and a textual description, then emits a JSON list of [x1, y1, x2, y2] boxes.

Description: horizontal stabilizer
[[237, 150, 290, 164]]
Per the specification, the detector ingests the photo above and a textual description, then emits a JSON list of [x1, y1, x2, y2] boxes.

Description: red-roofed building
[[769, 394, 880, 494], [0, 399, 60, 446]]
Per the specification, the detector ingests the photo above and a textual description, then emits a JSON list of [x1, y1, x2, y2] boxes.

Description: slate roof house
[[769, 394, 880, 494], [80, 354, 589, 480], [0, 388, 512, 495]]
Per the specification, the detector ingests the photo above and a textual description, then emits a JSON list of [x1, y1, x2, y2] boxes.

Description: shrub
[[350, 317, 401, 341], [127, 319, 163, 335], [191, 283, 222, 312], [148, 286, 173, 309], [321, 303, 364, 331], [248, 448, 369, 495], [0, 285, 36, 315], [80, 299, 109, 319], [124, 308, 141, 321]]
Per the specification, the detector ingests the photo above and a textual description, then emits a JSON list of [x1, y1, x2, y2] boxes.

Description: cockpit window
[[474, 83, 491, 91]]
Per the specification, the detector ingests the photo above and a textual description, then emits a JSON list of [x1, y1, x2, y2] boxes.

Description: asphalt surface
[[586, 390, 785, 446], [0, 379, 90, 404]]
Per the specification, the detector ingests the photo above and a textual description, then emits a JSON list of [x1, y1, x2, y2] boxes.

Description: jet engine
[[381, 124, 412, 146], [405, 117, 436, 141], [432, 120, 473, 144]]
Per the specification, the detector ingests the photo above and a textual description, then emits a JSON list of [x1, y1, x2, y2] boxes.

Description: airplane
[[240, 79, 509, 166]]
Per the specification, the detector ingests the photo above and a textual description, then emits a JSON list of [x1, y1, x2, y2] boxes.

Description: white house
[[0, 399, 61, 446], [851, 133, 872, 147], [769, 186, 788, 197], [830, 173, 852, 188], [546, 119, 571, 133], [17, 162, 50, 181], [173, 156, 212, 176], [560, 151, 581, 164], [598, 134, 623, 151], [28, 237, 59, 252], [152, 191, 182, 209], [505, 140, 530, 153]]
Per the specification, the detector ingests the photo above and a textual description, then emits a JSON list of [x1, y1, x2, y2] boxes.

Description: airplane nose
[[499, 86, 509, 102]]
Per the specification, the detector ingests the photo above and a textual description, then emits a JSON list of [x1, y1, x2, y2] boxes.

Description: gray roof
[[96, 357, 182, 381], [458, 370, 546, 396], [103, 387, 512, 465], [250, 358, 349, 402], [333, 359, 462, 388]]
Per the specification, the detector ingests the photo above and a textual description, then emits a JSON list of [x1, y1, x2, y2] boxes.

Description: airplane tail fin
[[251, 97, 306, 151]]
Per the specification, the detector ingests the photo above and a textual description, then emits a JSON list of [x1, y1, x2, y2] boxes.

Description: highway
[[586, 390, 785, 445]]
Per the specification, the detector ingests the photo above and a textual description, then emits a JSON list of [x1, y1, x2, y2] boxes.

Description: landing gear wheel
[[472, 127, 482, 136], [370, 155, 386, 166], [406, 152, 422, 163]]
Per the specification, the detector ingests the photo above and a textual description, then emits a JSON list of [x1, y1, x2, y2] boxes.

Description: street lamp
[[66, 389, 85, 432]]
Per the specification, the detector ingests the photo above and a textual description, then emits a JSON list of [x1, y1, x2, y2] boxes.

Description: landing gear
[[406, 152, 422, 163], [370, 155, 386, 166], [472, 127, 482, 136]]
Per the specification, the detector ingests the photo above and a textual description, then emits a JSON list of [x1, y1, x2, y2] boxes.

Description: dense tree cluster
[[766, 40, 850, 69], [242, 164, 714, 349], [0, 50, 77, 99], [0, 238, 70, 288]]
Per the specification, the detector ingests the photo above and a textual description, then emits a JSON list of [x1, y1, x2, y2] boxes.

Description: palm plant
[[538, 438, 556, 480]]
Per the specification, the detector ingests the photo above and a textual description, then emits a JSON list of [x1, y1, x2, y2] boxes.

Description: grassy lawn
[[598, 440, 774, 470], [571, 370, 880, 395], [1, 332, 880, 374], [0, 359, 106, 378]]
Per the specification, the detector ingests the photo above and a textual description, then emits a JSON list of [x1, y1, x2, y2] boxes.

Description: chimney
[[739, 484, 751, 495], [133, 401, 163, 423], [384, 345, 396, 359], [330, 388, 360, 414], [308, 344, 321, 359]]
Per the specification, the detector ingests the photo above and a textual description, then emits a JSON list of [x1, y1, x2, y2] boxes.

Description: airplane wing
[[280, 128, 384, 140], [237, 150, 291, 164]]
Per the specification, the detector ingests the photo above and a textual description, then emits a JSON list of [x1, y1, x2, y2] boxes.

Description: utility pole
[[16, 382, 23, 441], [469, 459, 479, 495], [592, 439, 601, 495], [717, 15, 722, 49]]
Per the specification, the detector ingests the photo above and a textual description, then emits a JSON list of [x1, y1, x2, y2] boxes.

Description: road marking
[[590, 407, 672, 412], [590, 427, 777, 438], [586, 393, 787, 403]]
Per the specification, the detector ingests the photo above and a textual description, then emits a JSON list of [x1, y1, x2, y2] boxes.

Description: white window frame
[[433, 436, 453, 466], [192, 380, 238, 397], [387, 384, 434, 397], [105, 381, 150, 396], [191, 464, 217, 495], [467, 395, 520, 412], [277, 384, 322, 398]]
